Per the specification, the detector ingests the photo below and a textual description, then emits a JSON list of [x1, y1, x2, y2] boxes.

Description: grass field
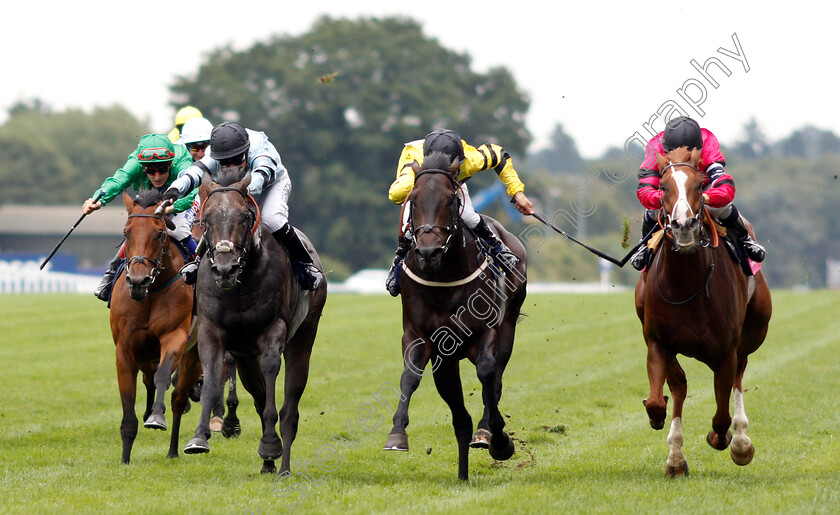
[[1, 290, 839, 514]]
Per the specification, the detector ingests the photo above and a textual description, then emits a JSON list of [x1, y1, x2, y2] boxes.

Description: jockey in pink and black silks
[[630, 116, 765, 271]]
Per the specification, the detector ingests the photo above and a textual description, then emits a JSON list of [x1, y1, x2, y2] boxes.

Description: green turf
[[1, 290, 839, 514]]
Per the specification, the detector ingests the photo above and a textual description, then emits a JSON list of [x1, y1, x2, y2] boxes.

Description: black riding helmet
[[423, 128, 465, 163], [662, 116, 703, 152], [209, 122, 250, 160]]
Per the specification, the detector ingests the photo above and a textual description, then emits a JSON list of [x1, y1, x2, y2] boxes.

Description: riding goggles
[[137, 147, 176, 162]]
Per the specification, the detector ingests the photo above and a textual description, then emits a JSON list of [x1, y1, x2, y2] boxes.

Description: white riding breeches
[[256, 172, 291, 233], [706, 203, 733, 221]]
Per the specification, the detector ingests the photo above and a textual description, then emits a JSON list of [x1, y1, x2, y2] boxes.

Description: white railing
[[0, 260, 99, 294]]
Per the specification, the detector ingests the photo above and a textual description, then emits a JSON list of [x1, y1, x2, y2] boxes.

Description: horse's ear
[[655, 152, 669, 173], [123, 191, 134, 211], [410, 160, 421, 175], [236, 172, 252, 194], [691, 148, 702, 166], [447, 156, 460, 175], [199, 171, 212, 202]]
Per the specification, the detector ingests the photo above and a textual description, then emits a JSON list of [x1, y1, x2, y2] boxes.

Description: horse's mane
[[216, 166, 249, 187], [422, 151, 457, 172], [134, 189, 163, 208]]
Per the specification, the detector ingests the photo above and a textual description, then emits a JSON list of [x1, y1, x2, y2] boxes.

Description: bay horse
[[634, 147, 772, 476], [111, 190, 200, 464], [383, 152, 527, 481], [183, 169, 327, 475]]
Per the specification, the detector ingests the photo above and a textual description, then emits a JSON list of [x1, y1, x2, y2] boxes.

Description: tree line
[[1, 17, 837, 288]]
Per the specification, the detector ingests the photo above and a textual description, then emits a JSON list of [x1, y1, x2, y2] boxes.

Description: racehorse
[[634, 147, 772, 476], [183, 168, 327, 475], [383, 152, 527, 480], [110, 190, 200, 464]]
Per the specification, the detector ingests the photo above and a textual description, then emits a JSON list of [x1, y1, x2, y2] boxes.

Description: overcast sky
[[1, 1, 833, 159]]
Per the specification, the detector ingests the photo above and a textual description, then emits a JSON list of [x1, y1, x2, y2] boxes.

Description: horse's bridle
[[199, 186, 261, 267], [659, 162, 712, 250], [409, 169, 462, 254], [124, 214, 170, 284]]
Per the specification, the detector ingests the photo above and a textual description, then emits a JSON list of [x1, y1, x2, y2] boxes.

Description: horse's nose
[[416, 245, 443, 270], [210, 262, 242, 287]]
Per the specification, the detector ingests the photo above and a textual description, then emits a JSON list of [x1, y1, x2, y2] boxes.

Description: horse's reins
[[199, 187, 261, 267]]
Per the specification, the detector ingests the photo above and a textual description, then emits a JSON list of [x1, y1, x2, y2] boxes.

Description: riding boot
[[720, 206, 766, 262], [385, 234, 413, 297], [473, 217, 519, 271], [94, 252, 121, 302], [180, 236, 206, 285], [631, 210, 658, 271], [272, 223, 323, 291]]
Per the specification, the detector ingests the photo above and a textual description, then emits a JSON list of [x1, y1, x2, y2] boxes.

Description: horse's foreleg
[[643, 339, 668, 430], [255, 323, 286, 466], [277, 338, 315, 475], [146, 332, 184, 431], [184, 326, 224, 455], [169, 342, 201, 459], [707, 351, 736, 451], [664, 356, 688, 477], [432, 359, 473, 481], [474, 312, 517, 446], [384, 333, 431, 452], [116, 348, 139, 464], [475, 331, 514, 462], [141, 372, 154, 423], [730, 362, 755, 465]]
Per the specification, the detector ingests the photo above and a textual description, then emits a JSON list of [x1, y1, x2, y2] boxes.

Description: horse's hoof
[[222, 421, 241, 439], [706, 430, 733, 451], [209, 416, 223, 432], [182, 400, 191, 414], [469, 428, 491, 449], [665, 461, 689, 478], [383, 432, 408, 451], [183, 437, 210, 454], [488, 435, 515, 461], [258, 439, 283, 460], [261, 461, 277, 474], [731, 442, 755, 466], [143, 413, 167, 431]]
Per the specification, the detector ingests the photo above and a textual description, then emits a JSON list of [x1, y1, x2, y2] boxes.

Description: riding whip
[[529, 212, 657, 268], [40, 190, 104, 270]]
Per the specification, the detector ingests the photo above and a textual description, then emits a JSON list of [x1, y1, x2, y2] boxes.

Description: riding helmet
[[135, 134, 176, 163], [209, 122, 250, 160], [174, 106, 203, 128], [423, 128, 465, 163], [180, 117, 213, 145], [662, 116, 703, 152]]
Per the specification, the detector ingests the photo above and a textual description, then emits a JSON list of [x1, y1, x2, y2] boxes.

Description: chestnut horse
[[111, 190, 200, 464], [383, 152, 527, 480], [634, 147, 772, 476], [183, 169, 327, 475]]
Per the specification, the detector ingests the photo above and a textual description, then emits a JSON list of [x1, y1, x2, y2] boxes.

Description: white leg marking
[[666, 417, 685, 469], [731, 388, 752, 453]]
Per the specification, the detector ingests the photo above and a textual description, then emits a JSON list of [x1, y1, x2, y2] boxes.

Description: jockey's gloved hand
[[162, 187, 180, 204], [247, 170, 267, 196]]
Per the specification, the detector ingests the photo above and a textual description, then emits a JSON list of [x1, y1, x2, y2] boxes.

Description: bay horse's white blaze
[[666, 417, 686, 471], [730, 388, 753, 465]]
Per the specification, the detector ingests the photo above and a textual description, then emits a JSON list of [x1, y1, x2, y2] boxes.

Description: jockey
[[167, 105, 203, 143], [164, 121, 323, 291], [83, 134, 200, 301], [630, 116, 766, 271], [180, 116, 213, 162], [385, 128, 535, 296]]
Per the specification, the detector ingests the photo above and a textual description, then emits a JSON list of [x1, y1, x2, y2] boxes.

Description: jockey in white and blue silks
[[162, 121, 322, 291]]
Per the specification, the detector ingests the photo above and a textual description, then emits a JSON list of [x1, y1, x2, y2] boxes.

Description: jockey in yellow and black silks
[[385, 128, 534, 296]]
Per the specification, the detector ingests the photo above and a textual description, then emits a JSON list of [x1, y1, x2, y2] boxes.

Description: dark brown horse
[[183, 170, 327, 475], [110, 190, 201, 464], [634, 147, 772, 476], [383, 152, 527, 480]]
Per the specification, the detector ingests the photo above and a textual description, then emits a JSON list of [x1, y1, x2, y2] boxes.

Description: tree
[[526, 123, 584, 174], [0, 102, 149, 205], [169, 16, 531, 271]]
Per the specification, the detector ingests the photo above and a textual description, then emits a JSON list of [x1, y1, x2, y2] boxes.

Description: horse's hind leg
[[184, 329, 225, 455], [141, 372, 154, 423], [664, 356, 688, 477], [116, 349, 139, 464], [169, 343, 201, 459], [730, 361, 755, 466], [144, 341, 180, 431], [432, 360, 473, 481], [643, 339, 669, 430], [384, 332, 431, 452], [222, 353, 241, 438], [706, 351, 736, 451]]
